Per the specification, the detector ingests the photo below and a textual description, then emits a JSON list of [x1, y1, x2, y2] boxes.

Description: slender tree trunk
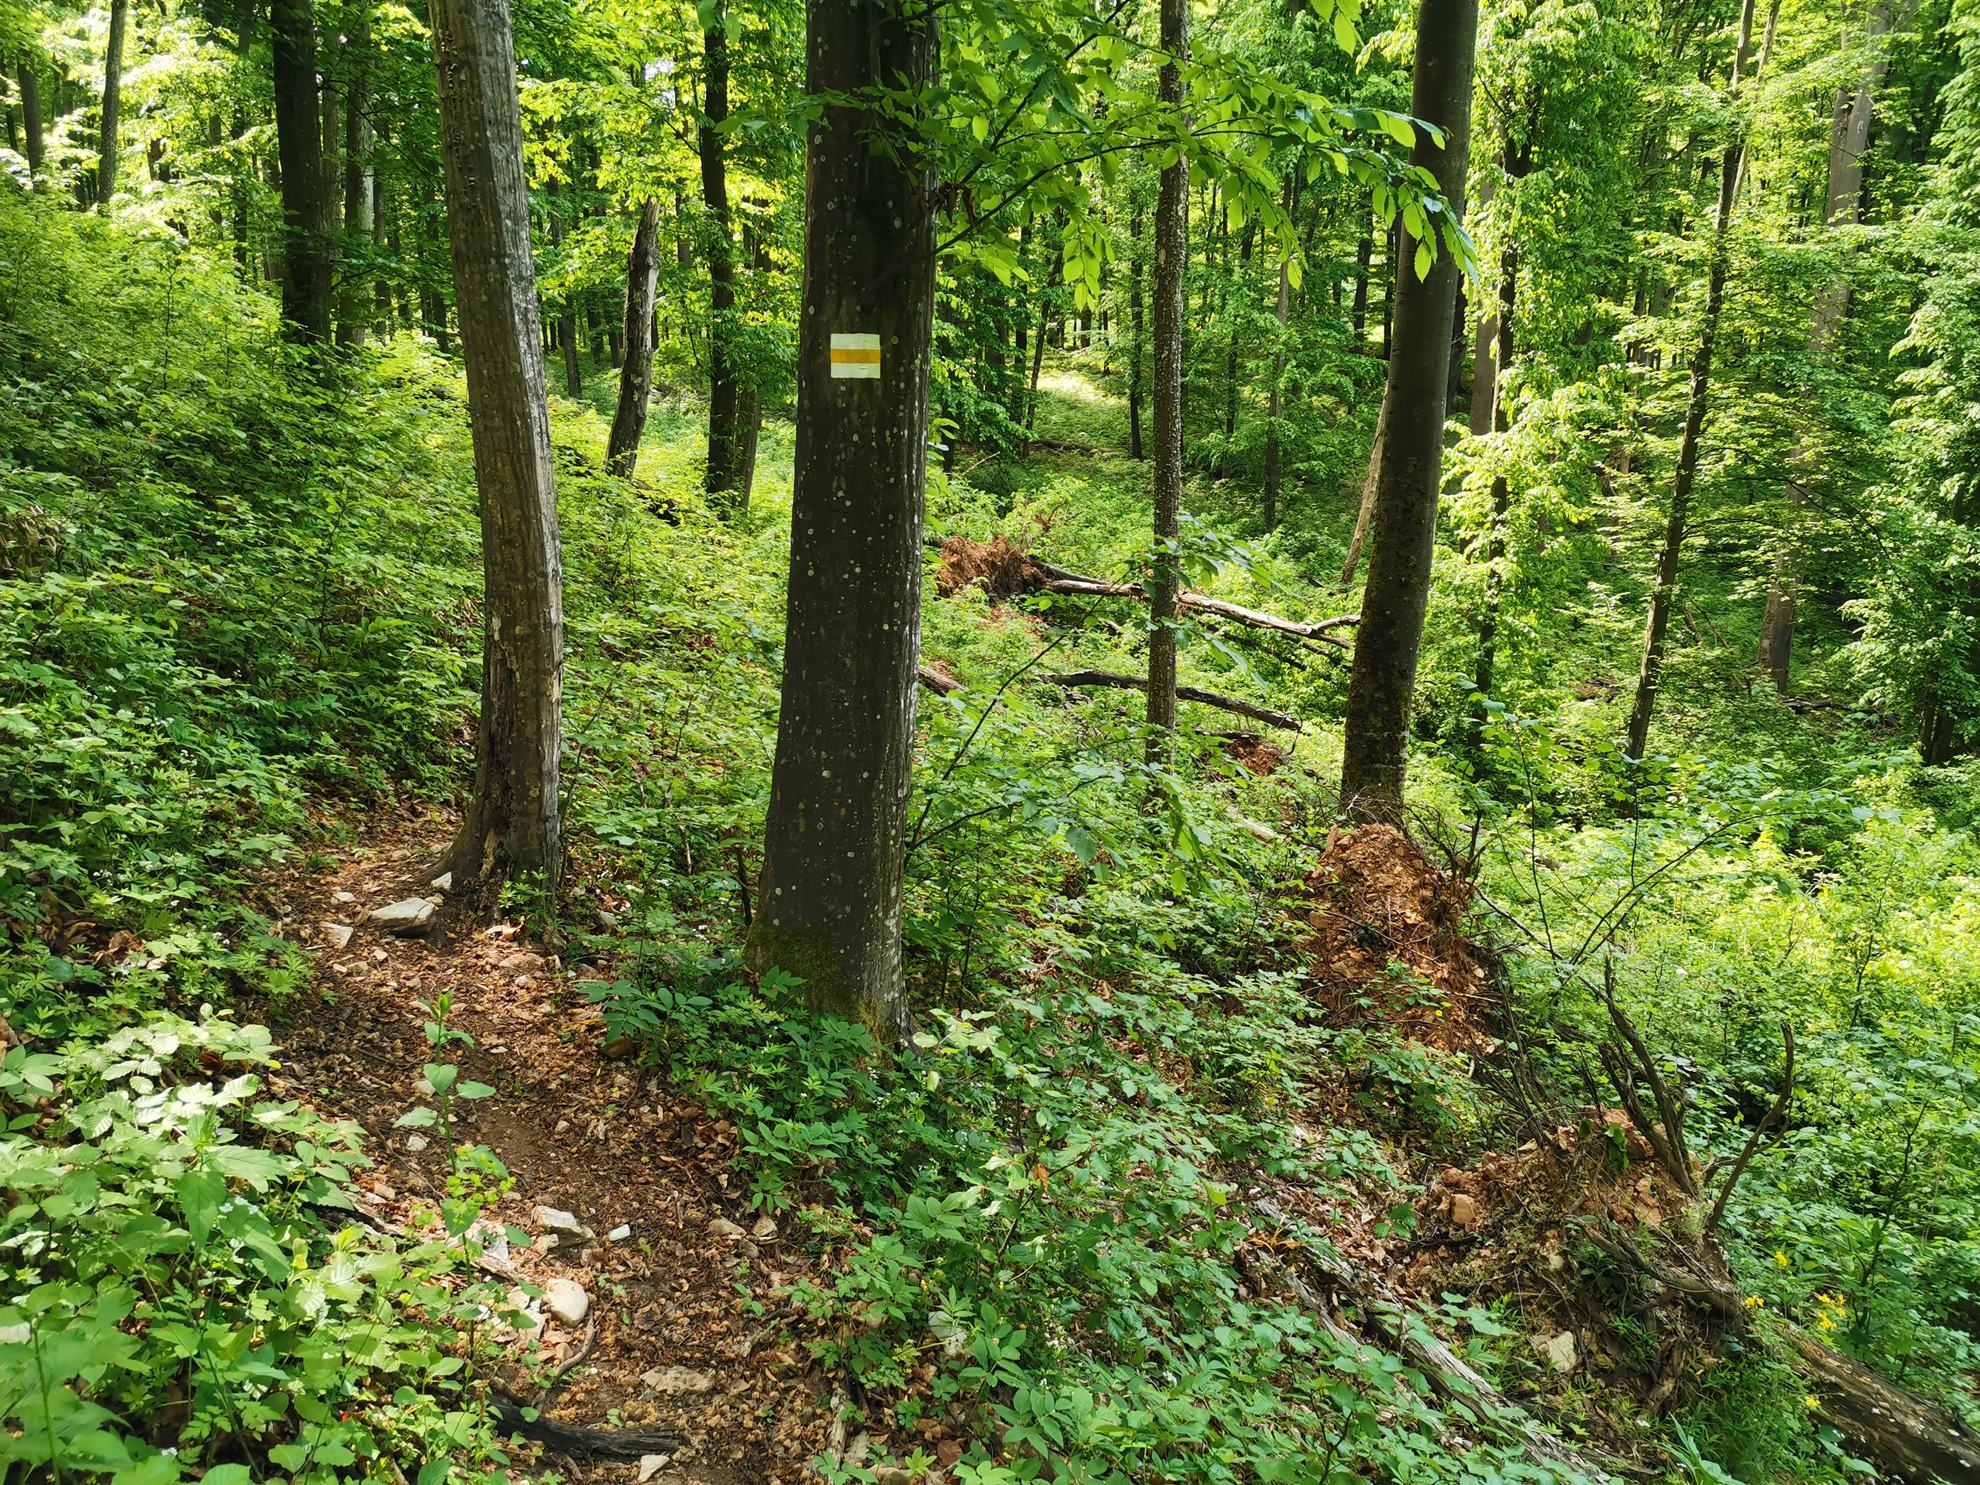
[[19, 59, 42, 180], [1627, 0, 1763, 761], [428, 0, 566, 896], [1340, 394, 1386, 585], [1471, 242, 1518, 730], [1145, 0, 1188, 762], [1263, 250, 1290, 530], [96, 0, 128, 207], [606, 199, 663, 477], [1351, 223, 1372, 344], [1338, 0, 1478, 820], [545, 177, 583, 398], [743, 0, 938, 1039], [1129, 210, 1146, 461], [337, 1, 375, 347], [271, 0, 333, 342], [1467, 173, 1499, 436], [1758, 0, 1904, 692], [701, 11, 747, 505]]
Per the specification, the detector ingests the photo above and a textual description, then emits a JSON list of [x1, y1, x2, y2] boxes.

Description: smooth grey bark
[[271, 0, 333, 342], [743, 0, 937, 1040], [96, 0, 127, 206], [1758, 0, 1906, 691], [427, 0, 566, 896], [1337, 0, 1478, 821], [337, 0, 375, 347], [18, 59, 41, 180], [1145, 0, 1188, 763], [1625, 0, 1765, 761], [607, 199, 662, 478]]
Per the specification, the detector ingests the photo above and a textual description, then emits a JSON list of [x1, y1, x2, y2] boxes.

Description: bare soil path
[[252, 807, 835, 1483]]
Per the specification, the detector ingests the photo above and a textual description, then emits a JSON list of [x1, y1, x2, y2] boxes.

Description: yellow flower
[[1774, 1250, 1789, 1267], [1818, 1317, 1836, 1332], [1743, 1295, 1766, 1309], [1804, 1395, 1822, 1410]]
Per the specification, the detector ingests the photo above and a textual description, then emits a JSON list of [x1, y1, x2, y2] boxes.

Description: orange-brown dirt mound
[[1301, 823, 1492, 1054], [935, 535, 1044, 599]]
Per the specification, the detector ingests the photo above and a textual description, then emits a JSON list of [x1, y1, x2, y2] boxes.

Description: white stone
[[405, 1134, 429, 1153], [642, 1366, 715, 1394], [368, 898, 435, 935], [533, 1204, 593, 1246], [430, 871, 454, 892], [322, 922, 354, 950], [608, 1224, 633, 1242], [542, 1277, 589, 1326], [636, 1455, 671, 1483]]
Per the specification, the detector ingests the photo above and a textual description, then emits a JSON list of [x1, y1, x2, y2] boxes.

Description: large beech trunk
[[271, 0, 332, 342], [96, 0, 127, 206], [1336, 0, 1476, 820], [743, 0, 937, 1040], [1145, 0, 1187, 763], [607, 199, 662, 478], [1626, 0, 1762, 762], [428, 0, 566, 897]]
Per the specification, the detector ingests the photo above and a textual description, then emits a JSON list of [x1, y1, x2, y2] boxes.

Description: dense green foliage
[[7, 0, 1980, 1480]]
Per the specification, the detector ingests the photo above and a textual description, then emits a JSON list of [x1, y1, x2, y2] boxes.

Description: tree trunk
[[97, 0, 128, 207], [1758, 0, 1904, 693], [271, 0, 333, 343], [1467, 174, 1499, 436], [1625, 0, 1761, 762], [337, 0, 375, 347], [1263, 251, 1290, 530], [1471, 241, 1518, 734], [1340, 394, 1387, 585], [701, 11, 748, 506], [1129, 209, 1146, 460], [1337, 0, 1477, 821], [607, 199, 662, 478], [19, 59, 42, 181], [428, 0, 566, 896], [1350, 223, 1372, 345], [1145, 0, 1188, 763], [743, 0, 937, 1040], [545, 177, 583, 398]]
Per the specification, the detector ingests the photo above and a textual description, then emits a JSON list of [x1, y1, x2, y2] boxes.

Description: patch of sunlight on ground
[[1038, 369, 1119, 405]]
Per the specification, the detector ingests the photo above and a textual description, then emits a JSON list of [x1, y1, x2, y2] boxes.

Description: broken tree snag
[[1781, 1328, 1980, 1485], [1040, 670, 1302, 731], [932, 536, 1357, 654]]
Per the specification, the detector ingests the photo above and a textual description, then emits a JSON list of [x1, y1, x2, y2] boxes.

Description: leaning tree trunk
[[1129, 209, 1146, 460], [606, 198, 662, 478], [1625, 0, 1762, 762], [1757, 0, 1904, 693], [1145, 0, 1188, 764], [742, 0, 938, 1040], [19, 58, 42, 181], [428, 0, 566, 897], [336, 0, 375, 347], [271, 0, 333, 343], [1336, 0, 1477, 821], [701, 9, 751, 507], [96, 0, 127, 206]]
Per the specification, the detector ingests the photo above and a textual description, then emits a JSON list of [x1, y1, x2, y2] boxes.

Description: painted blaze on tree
[[743, 0, 938, 1041]]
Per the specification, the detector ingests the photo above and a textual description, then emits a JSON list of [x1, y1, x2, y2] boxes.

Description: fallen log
[[916, 662, 964, 694], [1246, 1199, 1629, 1482], [930, 535, 1356, 654], [1779, 1328, 1980, 1485], [1039, 669, 1302, 732]]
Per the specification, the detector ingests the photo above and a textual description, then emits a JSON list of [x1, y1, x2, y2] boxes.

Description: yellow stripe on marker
[[830, 332, 882, 379]]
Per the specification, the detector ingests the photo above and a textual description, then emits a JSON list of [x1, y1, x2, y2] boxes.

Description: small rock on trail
[[368, 897, 436, 935]]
